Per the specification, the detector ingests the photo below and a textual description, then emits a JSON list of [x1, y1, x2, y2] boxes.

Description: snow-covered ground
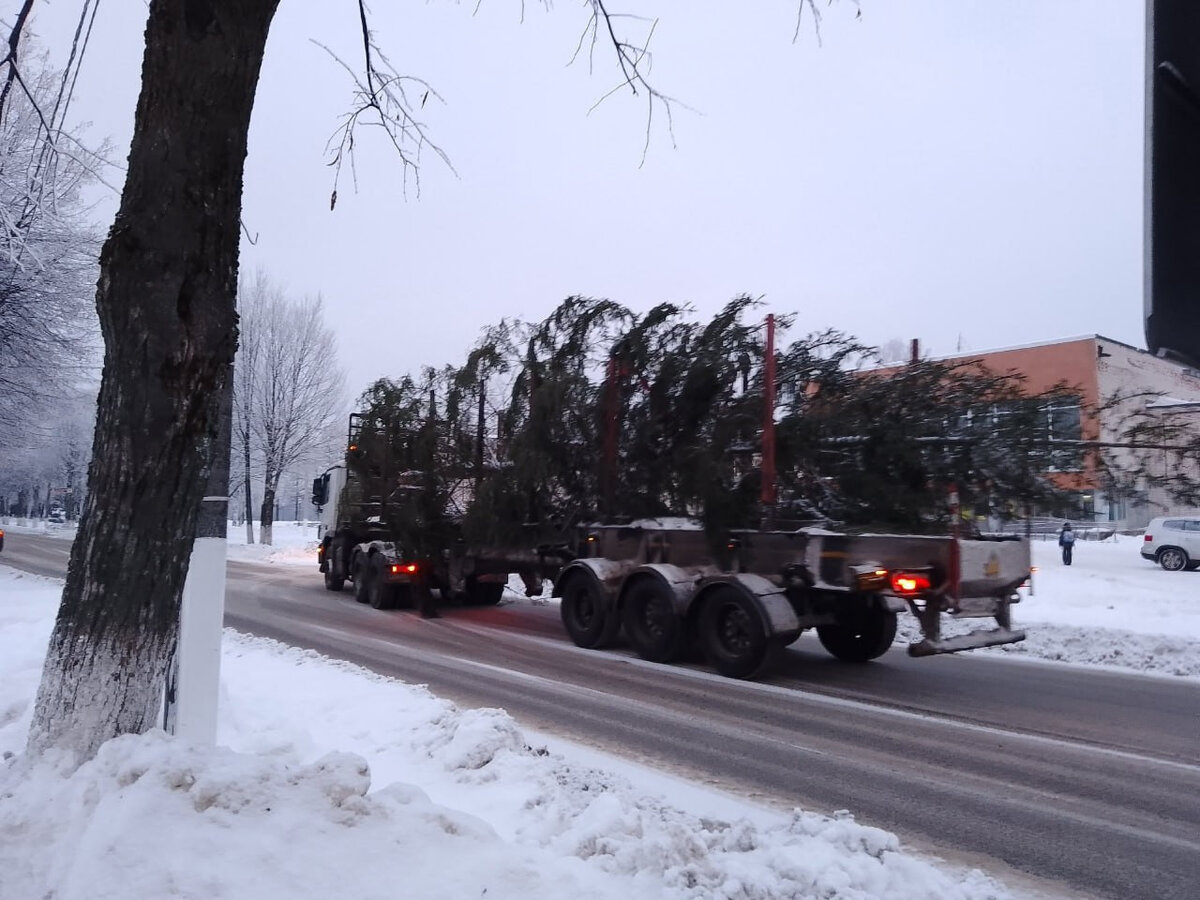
[[1, 522, 1196, 899]]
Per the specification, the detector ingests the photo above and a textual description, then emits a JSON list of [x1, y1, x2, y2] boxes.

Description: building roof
[[919, 334, 1140, 363]]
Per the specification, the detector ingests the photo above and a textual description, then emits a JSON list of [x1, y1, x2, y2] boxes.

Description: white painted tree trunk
[[165, 533, 227, 744]]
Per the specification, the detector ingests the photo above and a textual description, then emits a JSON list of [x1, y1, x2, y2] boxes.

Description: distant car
[[48, 507, 66, 524], [1140, 516, 1200, 571]]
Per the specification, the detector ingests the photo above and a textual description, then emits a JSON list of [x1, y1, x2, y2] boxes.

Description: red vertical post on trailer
[[761, 314, 777, 511], [603, 355, 620, 516]]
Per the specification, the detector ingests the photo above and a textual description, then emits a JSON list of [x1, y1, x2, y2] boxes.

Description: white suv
[[1140, 516, 1200, 571]]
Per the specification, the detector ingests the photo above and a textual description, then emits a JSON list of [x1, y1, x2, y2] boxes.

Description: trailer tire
[[698, 586, 779, 679], [622, 577, 685, 663], [353, 553, 371, 604], [467, 579, 505, 606], [559, 573, 620, 649], [816, 609, 897, 663]]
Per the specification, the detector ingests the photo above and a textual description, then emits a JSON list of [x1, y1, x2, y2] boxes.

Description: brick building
[[925, 335, 1200, 528]]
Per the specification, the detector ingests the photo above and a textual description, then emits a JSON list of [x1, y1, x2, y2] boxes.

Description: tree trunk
[[242, 419, 255, 544], [259, 482, 276, 546], [27, 0, 280, 762]]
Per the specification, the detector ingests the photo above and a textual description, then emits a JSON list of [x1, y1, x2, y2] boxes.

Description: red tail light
[[890, 572, 932, 595], [390, 563, 418, 575], [1144, 534, 1153, 542]]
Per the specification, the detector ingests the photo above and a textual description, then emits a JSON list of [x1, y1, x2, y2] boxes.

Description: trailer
[[315, 453, 1028, 676], [552, 522, 1029, 678]]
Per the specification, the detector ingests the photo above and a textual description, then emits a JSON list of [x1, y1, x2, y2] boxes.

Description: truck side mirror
[[311, 474, 329, 508]]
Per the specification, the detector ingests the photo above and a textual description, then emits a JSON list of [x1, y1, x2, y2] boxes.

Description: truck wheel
[[622, 578, 685, 663], [816, 609, 897, 663], [323, 546, 345, 592], [1157, 547, 1189, 571], [323, 540, 345, 591], [467, 579, 505, 606], [559, 573, 620, 649], [367, 556, 398, 610], [698, 586, 778, 679], [353, 554, 371, 604]]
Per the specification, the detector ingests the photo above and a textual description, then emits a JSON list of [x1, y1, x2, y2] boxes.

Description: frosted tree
[[243, 280, 344, 545], [0, 45, 102, 443]]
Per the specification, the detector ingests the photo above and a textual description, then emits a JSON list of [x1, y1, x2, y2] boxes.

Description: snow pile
[[0, 570, 1014, 900], [226, 520, 320, 566]]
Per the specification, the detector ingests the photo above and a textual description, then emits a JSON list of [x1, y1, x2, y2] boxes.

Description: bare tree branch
[[315, 0, 456, 208], [794, 0, 862, 46], [571, 1, 692, 166], [0, 0, 35, 124]]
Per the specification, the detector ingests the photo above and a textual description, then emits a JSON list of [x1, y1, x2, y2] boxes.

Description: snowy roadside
[[0, 566, 1021, 900]]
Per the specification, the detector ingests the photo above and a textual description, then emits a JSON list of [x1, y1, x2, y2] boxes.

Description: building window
[[1046, 398, 1082, 471]]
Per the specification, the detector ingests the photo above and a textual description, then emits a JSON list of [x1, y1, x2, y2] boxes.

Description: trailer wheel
[[622, 578, 685, 663], [467, 579, 505, 606], [559, 573, 619, 649], [698, 586, 778, 679], [353, 553, 371, 604], [816, 609, 897, 663]]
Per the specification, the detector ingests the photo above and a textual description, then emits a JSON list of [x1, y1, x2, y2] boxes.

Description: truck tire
[[323, 543, 345, 592], [368, 555, 399, 610], [353, 553, 371, 604], [559, 572, 620, 649], [323, 539, 346, 591], [698, 586, 779, 679], [621, 577, 685, 663], [467, 578, 505, 606], [816, 608, 897, 663]]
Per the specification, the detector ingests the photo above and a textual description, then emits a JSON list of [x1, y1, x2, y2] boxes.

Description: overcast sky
[[29, 1, 1146, 397]]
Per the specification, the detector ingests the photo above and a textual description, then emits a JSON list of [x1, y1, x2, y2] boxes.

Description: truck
[[314, 415, 1029, 678], [313, 413, 568, 613]]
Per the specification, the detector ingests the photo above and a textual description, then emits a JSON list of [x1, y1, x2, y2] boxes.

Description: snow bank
[[0, 570, 1014, 900]]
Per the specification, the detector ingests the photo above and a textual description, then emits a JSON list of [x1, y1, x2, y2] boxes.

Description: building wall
[[929, 335, 1200, 528], [960, 336, 1101, 431], [1095, 339, 1200, 527], [957, 337, 1100, 494]]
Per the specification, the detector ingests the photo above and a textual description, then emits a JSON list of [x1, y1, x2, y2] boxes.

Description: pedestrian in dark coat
[[1058, 522, 1076, 565]]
